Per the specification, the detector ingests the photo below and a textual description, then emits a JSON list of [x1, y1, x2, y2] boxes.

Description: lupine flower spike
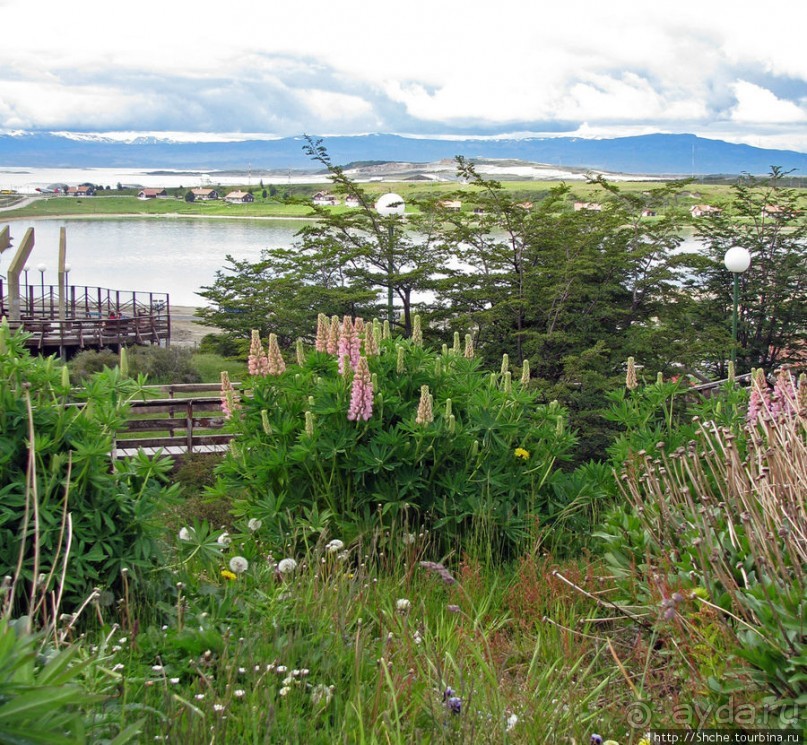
[[347, 356, 374, 422], [412, 315, 423, 346], [220, 371, 239, 419], [364, 321, 379, 356], [625, 356, 638, 390], [296, 338, 305, 366], [315, 313, 329, 352], [520, 359, 530, 385], [415, 385, 434, 425], [267, 334, 286, 375], [464, 333, 474, 359], [248, 330, 269, 376], [452, 332, 461, 355], [327, 316, 340, 355]]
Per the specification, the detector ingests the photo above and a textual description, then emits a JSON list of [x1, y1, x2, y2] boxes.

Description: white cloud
[[0, 0, 806, 150], [730, 81, 806, 124]]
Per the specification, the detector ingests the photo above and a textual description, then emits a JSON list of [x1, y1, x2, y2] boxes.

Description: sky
[[1, 0, 806, 151]]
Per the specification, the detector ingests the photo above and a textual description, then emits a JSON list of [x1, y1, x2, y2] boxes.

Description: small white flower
[[402, 532, 416, 545], [247, 518, 262, 532], [279, 686, 291, 697], [195, 693, 205, 701], [275, 665, 288, 674], [112, 663, 124, 672], [178, 527, 193, 542], [213, 703, 226, 712], [277, 558, 297, 574], [283, 675, 294, 685], [311, 683, 333, 707], [169, 677, 180, 685], [151, 665, 164, 672], [234, 689, 246, 698], [325, 539, 344, 553], [396, 598, 411, 613], [217, 532, 232, 547], [229, 556, 249, 574], [506, 713, 519, 731], [413, 630, 422, 645]]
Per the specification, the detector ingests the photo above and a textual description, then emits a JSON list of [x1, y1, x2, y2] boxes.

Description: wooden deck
[[0, 280, 170, 355]]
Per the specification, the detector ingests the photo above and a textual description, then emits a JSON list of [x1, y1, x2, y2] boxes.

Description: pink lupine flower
[[337, 316, 361, 373], [248, 330, 269, 376], [315, 314, 329, 353], [770, 369, 798, 420], [220, 371, 240, 419], [327, 316, 340, 355], [347, 356, 374, 421], [267, 334, 286, 375]]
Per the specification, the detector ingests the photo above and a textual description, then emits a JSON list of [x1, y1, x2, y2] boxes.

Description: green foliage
[[0, 322, 179, 612], [595, 373, 806, 721], [689, 167, 807, 374], [211, 327, 577, 558], [0, 618, 91, 744], [70, 345, 201, 384]]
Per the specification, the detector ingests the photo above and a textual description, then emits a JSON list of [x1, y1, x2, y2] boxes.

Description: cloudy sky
[[1, 0, 806, 151]]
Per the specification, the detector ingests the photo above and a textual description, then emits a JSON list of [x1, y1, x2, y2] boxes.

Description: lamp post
[[37, 263, 46, 316], [374, 193, 405, 326], [723, 246, 751, 368]]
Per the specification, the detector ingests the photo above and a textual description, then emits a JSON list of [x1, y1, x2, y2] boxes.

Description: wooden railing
[[114, 382, 240, 458]]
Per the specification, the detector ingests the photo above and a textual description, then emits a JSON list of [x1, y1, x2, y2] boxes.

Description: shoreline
[[0, 211, 318, 222]]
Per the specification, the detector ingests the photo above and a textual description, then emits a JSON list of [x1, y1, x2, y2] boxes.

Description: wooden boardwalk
[[0, 280, 171, 355]]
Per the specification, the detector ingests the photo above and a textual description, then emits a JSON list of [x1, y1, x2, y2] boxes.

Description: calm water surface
[[1, 218, 307, 306], [1, 217, 707, 307]]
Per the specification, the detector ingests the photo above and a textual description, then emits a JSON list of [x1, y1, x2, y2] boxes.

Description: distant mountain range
[[1, 131, 806, 177]]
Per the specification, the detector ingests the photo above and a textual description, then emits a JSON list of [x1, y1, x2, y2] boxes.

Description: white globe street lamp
[[375, 193, 405, 325], [723, 247, 751, 367]]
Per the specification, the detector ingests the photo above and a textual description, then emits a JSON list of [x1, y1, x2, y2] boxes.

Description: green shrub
[[210, 319, 577, 559], [70, 345, 201, 385], [595, 371, 806, 725], [0, 321, 180, 613]]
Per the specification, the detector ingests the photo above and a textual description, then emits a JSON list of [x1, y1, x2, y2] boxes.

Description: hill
[[1, 131, 806, 176]]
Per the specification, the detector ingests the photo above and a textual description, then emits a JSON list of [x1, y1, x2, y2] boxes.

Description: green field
[[0, 179, 759, 220]]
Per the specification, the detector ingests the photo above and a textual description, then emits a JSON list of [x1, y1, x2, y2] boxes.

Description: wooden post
[[6, 228, 35, 321], [186, 400, 194, 453]]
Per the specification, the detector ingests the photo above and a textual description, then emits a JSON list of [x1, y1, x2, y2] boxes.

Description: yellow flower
[[220, 569, 237, 581], [514, 447, 530, 460]]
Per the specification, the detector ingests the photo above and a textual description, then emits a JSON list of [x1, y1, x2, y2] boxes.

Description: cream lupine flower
[[382, 319, 391, 340], [520, 359, 530, 385], [415, 385, 433, 425], [625, 356, 638, 390], [327, 315, 340, 355], [464, 333, 474, 359], [296, 338, 305, 366], [267, 334, 286, 375], [364, 320, 379, 356], [248, 330, 269, 376], [396, 345, 405, 374], [305, 410, 315, 437], [500, 353, 509, 375], [315, 313, 329, 352], [411, 315, 423, 346], [452, 332, 461, 355]]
